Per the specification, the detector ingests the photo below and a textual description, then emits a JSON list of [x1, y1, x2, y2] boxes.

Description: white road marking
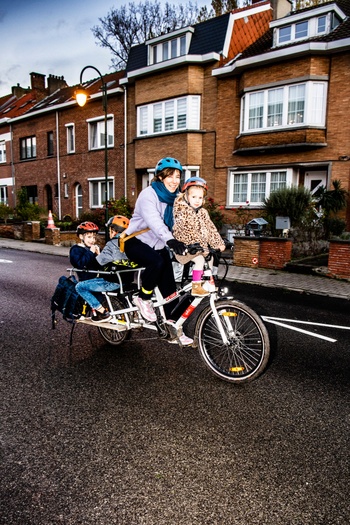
[[261, 316, 343, 343], [0, 259, 13, 263]]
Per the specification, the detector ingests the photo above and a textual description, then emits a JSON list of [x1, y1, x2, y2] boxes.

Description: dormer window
[[147, 27, 193, 66], [271, 4, 344, 48]]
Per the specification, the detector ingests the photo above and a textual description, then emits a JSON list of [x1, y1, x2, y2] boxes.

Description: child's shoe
[[91, 309, 112, 323], [191, 282, 210, 297]]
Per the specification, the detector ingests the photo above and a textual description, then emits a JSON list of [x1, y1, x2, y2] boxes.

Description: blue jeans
[[76, 278, 119, 310]]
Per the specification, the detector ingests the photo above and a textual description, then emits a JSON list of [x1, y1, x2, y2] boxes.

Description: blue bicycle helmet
[[155, 157, 183, 175]]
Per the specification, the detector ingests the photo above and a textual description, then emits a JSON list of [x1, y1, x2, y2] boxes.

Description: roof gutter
[[9, 87, 124, 123], [213, 38, 350, 77], [121, 53, 220, 85]]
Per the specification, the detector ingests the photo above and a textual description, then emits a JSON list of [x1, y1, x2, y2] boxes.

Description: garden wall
[[328, 239, 350, 279], [233, 237, 293, 270]]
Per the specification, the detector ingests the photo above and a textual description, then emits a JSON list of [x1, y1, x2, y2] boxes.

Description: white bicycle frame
[[70, 266, 230, 344]]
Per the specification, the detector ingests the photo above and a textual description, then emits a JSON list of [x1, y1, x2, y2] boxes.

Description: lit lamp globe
[[75, 88, 88, 107]]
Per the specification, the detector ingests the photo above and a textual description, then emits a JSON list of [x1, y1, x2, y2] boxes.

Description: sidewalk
[[1, 237, 350, 300]]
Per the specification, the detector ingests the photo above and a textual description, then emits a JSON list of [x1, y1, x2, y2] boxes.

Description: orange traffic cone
[[47, 210, 55, 229]]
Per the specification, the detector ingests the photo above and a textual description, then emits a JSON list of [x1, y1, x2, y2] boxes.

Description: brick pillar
[[328, 240, 350, 279], [259, 237, 293, 270], [233, 237, 260, 268], [45, 227, 61, 245], [23, 221, 40, 241]]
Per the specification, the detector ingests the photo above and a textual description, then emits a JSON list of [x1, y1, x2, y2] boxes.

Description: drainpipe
[[124, 86, 127, 199], [9, 123, 15, 207], [56, 111, 61, 219]]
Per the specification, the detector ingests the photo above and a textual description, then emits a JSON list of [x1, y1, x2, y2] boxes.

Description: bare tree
[[92, 1, 205, 71], [211, 0, 238, 16]]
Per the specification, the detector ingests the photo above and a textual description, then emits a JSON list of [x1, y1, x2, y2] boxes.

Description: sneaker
[[167, 333, 194, 346], [91, 309, 112, 323], [133, 296, 157, 322]]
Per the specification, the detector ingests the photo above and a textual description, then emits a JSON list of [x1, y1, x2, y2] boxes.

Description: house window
[[20, 136, 36, 160], [47, 131, 54, 156], [241, 81, 326, 132], [23, 185, 38, 204], [317, 15, 327, 34], [295, 20, 308, 39], [87, 116, 114, 150], [0, 186, 8, 204], [228, 170, 288, 206], [65, 123, 75, 153], [278, 25, 291, 44], [137, 96, 200, 136], [0, 142, 6, 163], [89, 178, 114, 208], [277, 20, 309, 44], [75, 184, 83, 218], [288, 84, 305, 124], [150, 33, 189, 64]]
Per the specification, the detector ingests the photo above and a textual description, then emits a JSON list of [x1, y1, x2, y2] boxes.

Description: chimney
[[47, 74, 68, 94], [12, 83, 29, 98], [30, 72, 46, 92], [270, 0, 293, 20]]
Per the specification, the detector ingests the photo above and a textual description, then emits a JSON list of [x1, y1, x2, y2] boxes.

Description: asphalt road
[[1, 249, 349, 525]]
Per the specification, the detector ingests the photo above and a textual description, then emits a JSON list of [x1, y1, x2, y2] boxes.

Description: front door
[[304, 171, 327, 197]]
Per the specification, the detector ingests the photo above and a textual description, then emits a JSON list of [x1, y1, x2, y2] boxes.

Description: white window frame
[[149, 32, 191, 65], [88, 177, 114, 208], [65, 123, 75, 154], [228, 169, 293, 207], [241, 81, 327, 133], [137, 96, 200, 137], [0, 141, 6, 163], [86, 115, 114, 151], [0, 186, 8, 204]]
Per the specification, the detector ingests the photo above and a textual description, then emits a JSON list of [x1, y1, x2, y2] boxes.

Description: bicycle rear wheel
[[98, 296, 131, 346], [196, 300, 270, 383]]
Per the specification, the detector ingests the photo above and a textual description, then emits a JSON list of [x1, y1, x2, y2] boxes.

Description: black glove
[[167, 239, 187, 256]]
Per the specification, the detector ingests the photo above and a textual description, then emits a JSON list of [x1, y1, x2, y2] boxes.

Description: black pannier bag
[[51, 275, 86, 328]]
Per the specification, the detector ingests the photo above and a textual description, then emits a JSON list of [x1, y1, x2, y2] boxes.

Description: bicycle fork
[[208, 295, 231, 345]]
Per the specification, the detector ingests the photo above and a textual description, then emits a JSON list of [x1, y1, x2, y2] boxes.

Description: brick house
[[213, 0, 350, 231], [121, 0, 275, 206], [0, 72, 56, 208], [0, 70, 125, 219]]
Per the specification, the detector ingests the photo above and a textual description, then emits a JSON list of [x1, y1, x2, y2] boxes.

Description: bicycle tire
[[195, 299, 270, 383], [98, 296, 131, 346]]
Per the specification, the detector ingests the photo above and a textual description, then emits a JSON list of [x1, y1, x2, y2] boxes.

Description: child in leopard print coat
[[172, 177, 225, 296]]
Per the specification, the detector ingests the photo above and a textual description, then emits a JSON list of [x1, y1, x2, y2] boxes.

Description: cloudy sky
[[0, 0, 210, 98]]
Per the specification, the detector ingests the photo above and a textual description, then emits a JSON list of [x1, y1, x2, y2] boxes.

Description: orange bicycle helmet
[[76, 221, 99, 235], [106, 215, 130, 233]]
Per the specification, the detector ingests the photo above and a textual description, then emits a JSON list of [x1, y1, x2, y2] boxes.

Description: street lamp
[[75, 65, 109, 239]]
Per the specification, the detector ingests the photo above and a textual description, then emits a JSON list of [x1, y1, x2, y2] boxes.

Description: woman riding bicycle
[[123, 156, 193, 346]]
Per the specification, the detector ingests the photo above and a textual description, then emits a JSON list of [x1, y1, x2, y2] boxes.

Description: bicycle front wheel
[[196, 300, 270, 383]]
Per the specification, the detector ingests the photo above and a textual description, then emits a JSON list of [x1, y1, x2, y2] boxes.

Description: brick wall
[[328, 240, 350, 279], [259, 238, 292, 270], [233, 238, 260, 268], [233, 236, 292, 269]]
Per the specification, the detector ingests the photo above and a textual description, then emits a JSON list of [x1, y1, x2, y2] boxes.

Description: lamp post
[[75, 65, 109, 239]]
